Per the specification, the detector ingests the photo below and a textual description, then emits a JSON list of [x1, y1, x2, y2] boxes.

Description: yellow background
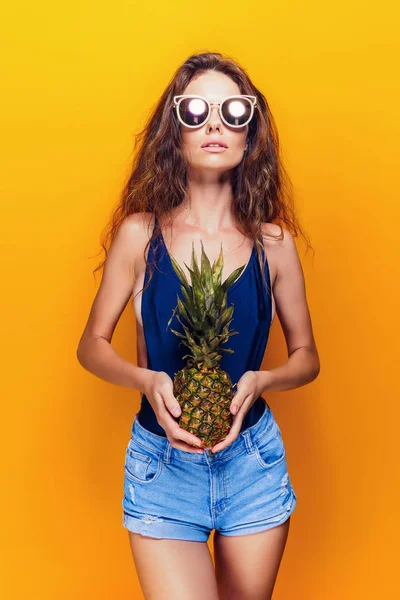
[[2, 1, 399, 598]]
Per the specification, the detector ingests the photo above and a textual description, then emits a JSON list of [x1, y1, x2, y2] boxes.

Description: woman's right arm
[[76, 213, 153, 392], [76, 213, 205, 451]]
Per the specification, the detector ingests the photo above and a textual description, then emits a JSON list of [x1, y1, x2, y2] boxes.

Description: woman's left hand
[[209, 370, 264, 453]]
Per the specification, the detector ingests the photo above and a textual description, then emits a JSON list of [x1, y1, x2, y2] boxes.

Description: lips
[[201, 140, 228, 148], [201, 146, 227, 153]]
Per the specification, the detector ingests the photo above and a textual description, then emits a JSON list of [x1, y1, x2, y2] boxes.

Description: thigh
[[128, 532, 219, 600], [213, 518, 291, 600]]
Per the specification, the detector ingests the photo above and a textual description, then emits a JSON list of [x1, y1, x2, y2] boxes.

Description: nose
[[206, 103, 223, 132]]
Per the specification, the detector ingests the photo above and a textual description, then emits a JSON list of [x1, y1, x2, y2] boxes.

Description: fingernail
[[231, 405, 238, 414], [172, 408, 181, 417]]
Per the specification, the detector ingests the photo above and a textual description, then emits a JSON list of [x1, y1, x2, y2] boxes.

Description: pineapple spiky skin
[[173, 366, 234, 447], [166, 237, 246, 447]]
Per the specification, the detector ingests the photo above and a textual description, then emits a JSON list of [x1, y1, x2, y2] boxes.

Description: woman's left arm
[[256, 226, 320, 394], [211, 227, 320, 451]]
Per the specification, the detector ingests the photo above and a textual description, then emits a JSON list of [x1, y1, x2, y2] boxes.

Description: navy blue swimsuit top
[[136, 215, 273, 437]]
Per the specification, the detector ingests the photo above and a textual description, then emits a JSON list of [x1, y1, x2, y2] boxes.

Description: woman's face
[[178, 71, 248, 176]]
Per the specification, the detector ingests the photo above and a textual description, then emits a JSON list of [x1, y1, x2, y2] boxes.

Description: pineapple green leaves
[[166, 240, 246, 369]]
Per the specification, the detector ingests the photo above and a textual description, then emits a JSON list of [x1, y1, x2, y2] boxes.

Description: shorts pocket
[[254, 420, 286, 469], [124, 440, 163, 484]]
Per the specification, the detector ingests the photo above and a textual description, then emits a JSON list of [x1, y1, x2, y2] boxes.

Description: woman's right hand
[[143, 370, 205, 453]]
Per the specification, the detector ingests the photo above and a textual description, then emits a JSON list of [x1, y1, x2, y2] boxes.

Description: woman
[[77, 52, 320, 600]]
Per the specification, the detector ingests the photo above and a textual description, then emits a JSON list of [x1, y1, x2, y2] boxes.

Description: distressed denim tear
[[142, 515, 164, 524]]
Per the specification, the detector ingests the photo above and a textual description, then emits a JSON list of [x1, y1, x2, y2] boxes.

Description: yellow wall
[[2, 1, 399, 598]]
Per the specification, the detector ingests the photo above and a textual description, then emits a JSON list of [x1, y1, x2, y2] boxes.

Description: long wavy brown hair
[[93, 51, 313, 300]]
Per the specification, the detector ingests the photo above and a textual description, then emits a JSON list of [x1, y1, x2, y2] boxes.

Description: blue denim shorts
[[122, 402, 297, 542]]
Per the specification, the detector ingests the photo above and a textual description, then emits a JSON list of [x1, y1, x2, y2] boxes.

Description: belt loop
[[163, 440, 172, 464], [242, 430, 256, 454]]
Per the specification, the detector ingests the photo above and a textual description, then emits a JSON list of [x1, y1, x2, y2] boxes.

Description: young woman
[[77, 52, 320, 600]]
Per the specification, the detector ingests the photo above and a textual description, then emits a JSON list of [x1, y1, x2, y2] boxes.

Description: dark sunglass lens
[[221, 98, 252, 126], [178, 97, 209, 126]]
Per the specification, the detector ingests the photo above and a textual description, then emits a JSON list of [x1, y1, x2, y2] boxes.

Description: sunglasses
[[173, 94, 257, 129]]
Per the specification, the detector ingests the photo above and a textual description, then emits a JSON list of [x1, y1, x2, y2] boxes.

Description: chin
[[189, 156, 243, 171]]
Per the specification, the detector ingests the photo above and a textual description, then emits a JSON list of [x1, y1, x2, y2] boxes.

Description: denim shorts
[[122, 401, 297, 542]]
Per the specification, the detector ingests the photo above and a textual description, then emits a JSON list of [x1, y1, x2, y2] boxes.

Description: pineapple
[[166, 240, 246, 448]]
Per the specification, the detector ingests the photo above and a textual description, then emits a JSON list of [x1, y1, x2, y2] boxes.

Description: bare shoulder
[[76, 212, 155, 348], [260, 221, 295, 248], [260, 222, 319, 364], [260, 222, 300, 282], [118, 211, 154, 240], [113, 211, 155, 274]]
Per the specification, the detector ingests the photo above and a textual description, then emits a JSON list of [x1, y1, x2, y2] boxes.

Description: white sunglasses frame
[[172, 94, 257, 129]]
